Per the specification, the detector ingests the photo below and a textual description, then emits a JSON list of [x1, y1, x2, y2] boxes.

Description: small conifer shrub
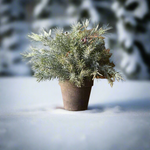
[[22, 19, 123, 87]]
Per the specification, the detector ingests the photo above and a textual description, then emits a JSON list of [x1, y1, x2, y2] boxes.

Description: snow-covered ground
[[0, 77, 150, 150]]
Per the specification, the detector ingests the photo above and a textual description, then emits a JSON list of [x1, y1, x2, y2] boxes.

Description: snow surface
[[0, 77, 150, 150]]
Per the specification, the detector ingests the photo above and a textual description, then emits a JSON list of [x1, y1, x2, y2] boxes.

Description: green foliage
[[22, 19, 124, 87]]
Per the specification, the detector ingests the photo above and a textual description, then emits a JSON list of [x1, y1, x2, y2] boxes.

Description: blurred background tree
[[32, 0, 114, 32], [109, 0, 150, 79], [0, 0, 31, 76], [0, 0, 149, 80]]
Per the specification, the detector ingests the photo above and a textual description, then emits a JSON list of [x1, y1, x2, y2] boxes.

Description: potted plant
[[22, 19, 123, 111]]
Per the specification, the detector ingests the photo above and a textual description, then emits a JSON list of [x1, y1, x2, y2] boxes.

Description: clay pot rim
[[59, 79, 94, 88]]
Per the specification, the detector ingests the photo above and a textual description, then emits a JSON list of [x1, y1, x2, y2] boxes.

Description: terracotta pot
[[59, 79, 93, 111]]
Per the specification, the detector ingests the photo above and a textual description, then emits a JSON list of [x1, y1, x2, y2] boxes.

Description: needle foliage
[[22, 19, 123, 87]]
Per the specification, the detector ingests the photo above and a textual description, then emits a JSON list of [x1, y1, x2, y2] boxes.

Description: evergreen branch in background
[[22, 19, 124, 87]]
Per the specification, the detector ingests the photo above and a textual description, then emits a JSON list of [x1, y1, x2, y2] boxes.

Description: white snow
[[112, 0, 148, 20], [7, 63, 31, 76], [120, 46, 149, 79], [0, 4, 11, 14], [111, 0, 150, 79], [32, 17, 79, 32], [80, 0, 100, 24], [111, 1, 119, 12], [94, 1, 111, 9], [2, 33, 27, 49], [33, 0, 101, 32], [117, 20, 134, 48], [0, 77, 150, 150], [33, 0, 51, 18], [0, 22, 29, 35], [66, 5, 76, 16], [0, 1, 31, 76], [125, 0, 148, 19]]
